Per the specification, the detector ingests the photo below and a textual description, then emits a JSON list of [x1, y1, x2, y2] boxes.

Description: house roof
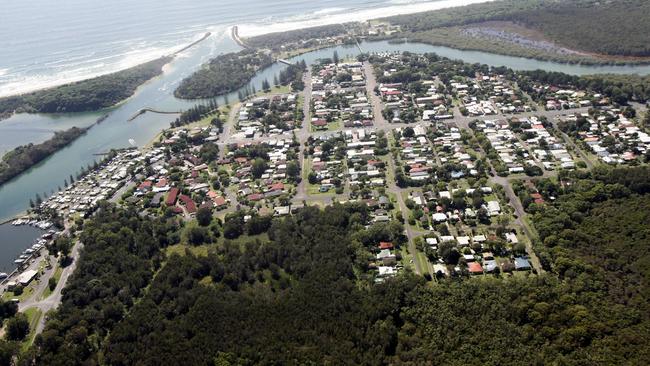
[[468, 262, 483, 274], [248, 193, 264, 201], [213, 196, 227, 206], [178, 194, 197, 213], [515, 257, 531, 270], [165, 188, 179, 206], [379, 242, 393, 250]]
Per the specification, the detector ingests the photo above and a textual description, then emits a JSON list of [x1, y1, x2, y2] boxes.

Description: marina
[[0, 223, 49, 274]]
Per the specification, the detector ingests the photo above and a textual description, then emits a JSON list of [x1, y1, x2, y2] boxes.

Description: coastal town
[[4, 48, 648, 312], [0, 0, 649, 362]]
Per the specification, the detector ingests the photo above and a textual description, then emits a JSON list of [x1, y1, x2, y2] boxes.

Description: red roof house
[[178, 194, 197, 213], [468, 262, 483, 274], [165, 188, 179, 206]]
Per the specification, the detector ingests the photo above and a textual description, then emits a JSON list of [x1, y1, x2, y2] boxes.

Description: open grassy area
[[2, 279, 38, 302], [22, 307, 43, 350], [414, 251, 431, 276], [40, 266, 63, 300], [166, 244, 212, 257], [254, 84, 292, 99]]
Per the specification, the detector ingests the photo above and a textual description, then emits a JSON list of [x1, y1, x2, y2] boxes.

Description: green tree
[[196, 206, 213, 227], [187, 226, 209, 245], [199, 142, 219, 163], [6, 313, 29, 341], [286, 161, 300, 181], [262, 79, 271, 92], [252, 158, 268, 179]]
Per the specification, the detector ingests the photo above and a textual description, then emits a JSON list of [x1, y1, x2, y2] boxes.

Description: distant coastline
[[0, 32, 212, 102]]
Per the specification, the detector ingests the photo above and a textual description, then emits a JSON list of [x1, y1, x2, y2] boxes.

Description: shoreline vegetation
[[174, 49, 274, 99], [242, 0, 650, 67], [0, 126, 89, 187], [0, 57, 172, 121]]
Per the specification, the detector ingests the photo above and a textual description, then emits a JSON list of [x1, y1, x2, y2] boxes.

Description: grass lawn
[[326, 120, 340, 131], [254, 84, 292, 98], [2, 280, 38, 302], [40, 266, 63, 300], [307, 184, 337, 196], [217, 232, 269, 247], [414, 251, 431, 276], [22, 307, 42, 350], [399, 248, 415, 272], [302, 158, 312, 183], [166, 244, 212, 257]]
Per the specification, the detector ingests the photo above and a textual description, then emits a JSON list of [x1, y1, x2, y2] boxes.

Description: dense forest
[[516, 69, 650, 103], [25, 203, 178, 365], [17, 164, 650, 364], [174, 50, 273, 99], [0, 127, 87, 186], [506, 0, 650, 57], [0, 57, 171, 118], [385, 0, 650, 61]]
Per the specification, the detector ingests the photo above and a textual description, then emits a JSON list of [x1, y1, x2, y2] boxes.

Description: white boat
[[14, 259, 24, 265], [0, 273, 8, 279]]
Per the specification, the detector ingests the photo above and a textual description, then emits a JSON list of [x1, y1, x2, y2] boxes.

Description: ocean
[[0, 0, 493, 98]]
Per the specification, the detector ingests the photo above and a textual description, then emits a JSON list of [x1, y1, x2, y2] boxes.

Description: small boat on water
[[14, 259, 24, 265], [0, 273, 8, 279]]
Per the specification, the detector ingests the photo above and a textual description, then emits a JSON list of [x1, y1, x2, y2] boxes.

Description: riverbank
[[0, 126, 89, 187], [392, 29, 650, 67]]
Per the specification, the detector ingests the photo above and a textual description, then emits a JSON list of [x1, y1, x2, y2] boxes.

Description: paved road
[[19, 229, 83, 335], [386, 155, 422, 275], [295, 67, 312, 201], [109, 180, 135, 203], [490, 175, 544, 273], [363, 61, 389, 129]]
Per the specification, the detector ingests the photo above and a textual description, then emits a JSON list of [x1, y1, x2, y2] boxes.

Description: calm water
[[0, 224, 44, 274]]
